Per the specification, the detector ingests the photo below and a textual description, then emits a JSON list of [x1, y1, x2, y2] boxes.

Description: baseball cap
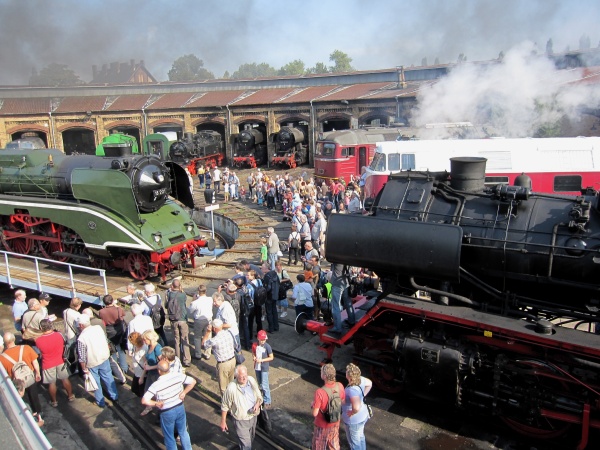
[[257, 330, 268, 340], [39, 293, 52, 301]]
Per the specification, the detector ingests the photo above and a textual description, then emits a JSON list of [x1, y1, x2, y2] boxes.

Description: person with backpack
[[141, 283, 168, 347], [35, 319, 75, 407], [98, 294, 129, 376], [311, 363, 346, 450], [1, 331, 42, 418], [246, 270, 265, 339], [288, 224, 301, 266], [166, 279, 191, 367]]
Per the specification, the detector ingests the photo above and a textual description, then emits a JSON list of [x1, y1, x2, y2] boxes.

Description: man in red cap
[[252, 330, 274, 408]]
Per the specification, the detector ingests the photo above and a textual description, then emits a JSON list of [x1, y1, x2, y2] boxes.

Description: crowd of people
[[2, 165, 379, 449]]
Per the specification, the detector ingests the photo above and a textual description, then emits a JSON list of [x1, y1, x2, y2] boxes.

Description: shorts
[[43, 363, 69, 384]]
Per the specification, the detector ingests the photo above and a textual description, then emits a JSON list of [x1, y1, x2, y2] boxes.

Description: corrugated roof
[[232, 88, 299, 106], [315, 82, 395, 102], [147, 93, 196, 110], [187, 90, 247, 107], [106, 94, 153, 111], [53, 96, 107, 113], [366, 81, 434, 99], [0, 97, 51, 115], [276, 85, 340, 103]]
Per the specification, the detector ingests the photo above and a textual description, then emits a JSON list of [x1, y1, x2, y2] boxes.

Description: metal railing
[[0, 251, 108, 305]]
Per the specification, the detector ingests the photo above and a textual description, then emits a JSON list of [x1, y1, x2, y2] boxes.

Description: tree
[[306, 62, 329, 74], [29, 63, 83, 86], [231, 63, 277, 79], [329, 50, 354, 73], [278, 60, 306, 76], [168, 54, 214, 81], [222, 70, 230, 79]]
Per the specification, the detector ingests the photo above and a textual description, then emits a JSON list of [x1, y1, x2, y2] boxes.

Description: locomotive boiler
[[315, 157, 600, 445], [271, 126, 308, 168], [232, 127, 267, 168], [0, 148, 214, 280]]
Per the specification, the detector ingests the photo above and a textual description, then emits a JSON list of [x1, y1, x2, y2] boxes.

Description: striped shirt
[[143, 372, 194, 411]]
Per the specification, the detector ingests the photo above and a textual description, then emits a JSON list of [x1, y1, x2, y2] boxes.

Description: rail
[[0, 364, 52, 450], [0, 251, 108, 305]]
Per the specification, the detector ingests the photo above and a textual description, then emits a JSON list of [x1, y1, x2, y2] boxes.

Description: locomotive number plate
[[153, 188, 167, 197], [421, 348, 440, 363]]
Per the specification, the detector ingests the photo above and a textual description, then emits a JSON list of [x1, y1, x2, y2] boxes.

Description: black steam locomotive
[[232, 127, 268, 168], [271, 126, 308, 168], [168, 131, 223, 167], [308, 157, 600, 445]]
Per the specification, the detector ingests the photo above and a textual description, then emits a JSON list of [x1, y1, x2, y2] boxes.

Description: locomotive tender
[[0, 148, 213, 280], [319, 157, 600, 445]]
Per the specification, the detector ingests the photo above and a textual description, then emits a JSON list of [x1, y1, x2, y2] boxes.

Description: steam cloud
[[412, 43, 600, 138]]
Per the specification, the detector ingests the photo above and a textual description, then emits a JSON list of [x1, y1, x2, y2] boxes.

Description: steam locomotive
[[301, 157, 600, 446], [165, 130, 225, 174], [0, 147, 214, 280], [232, 127, 268, 168], [271, 126, 308, 168]]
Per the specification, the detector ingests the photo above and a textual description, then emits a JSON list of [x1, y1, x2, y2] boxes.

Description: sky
[[0, 0, 599, 85]]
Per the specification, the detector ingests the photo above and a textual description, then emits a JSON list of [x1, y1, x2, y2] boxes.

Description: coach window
[[485, 176, 509, 186], [388, 153, 401, 171], [370, 152, 385, 171], [341, 147, 355, 157], [554, 175, 582, 192], [401, 154, 415, 170]]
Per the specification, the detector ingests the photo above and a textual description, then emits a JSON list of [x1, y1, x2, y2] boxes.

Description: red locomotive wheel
[[1, 220, 32, 255], [370, 353, 403, 394], [500, 360, 571, 439], [126, 252, 150, 280], [37, 223, 69, 262]]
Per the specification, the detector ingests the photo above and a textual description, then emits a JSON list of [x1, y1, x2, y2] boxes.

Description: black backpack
[[167, 291, 187, 322], [321, 383, 343, 423], [254, 283, 268, 306], [242, 287, 254, 316], [290, 232, 300, 249], [279, 279, 293, 301], [143, 295, 165, 329]]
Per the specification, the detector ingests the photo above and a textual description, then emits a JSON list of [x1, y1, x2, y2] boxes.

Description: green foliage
[[329, 50, 354, 73], [222, 70, 230, 79], [231, 63, 277, 79], [306, 62, 329, 74], [168, 54, 214, 82], [29, 63, 83, 86], [278, 60, 306, 76]]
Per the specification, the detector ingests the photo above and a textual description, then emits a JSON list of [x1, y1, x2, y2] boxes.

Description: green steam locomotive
[[0, 147, 213, 280]]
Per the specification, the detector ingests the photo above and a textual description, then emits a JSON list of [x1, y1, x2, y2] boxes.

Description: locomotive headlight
[[153, 171, 165, 183], [184, 221, 194, 232], [152, 232, 162, 243], [233, 153, 238, 157]]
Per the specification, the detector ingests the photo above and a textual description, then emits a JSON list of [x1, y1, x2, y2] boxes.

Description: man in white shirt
[[187, 284, 213, 360], [213, 166, 222, 193], [127, 303, 153, 353]]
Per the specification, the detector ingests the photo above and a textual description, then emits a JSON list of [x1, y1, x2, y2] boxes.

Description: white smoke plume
[[412, 42, 600, 138]]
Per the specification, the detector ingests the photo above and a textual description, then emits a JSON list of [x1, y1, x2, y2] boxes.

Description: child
[[252, 330, 274, 408], [257, 188, 264, 206], [239, 186, 247, 202], [260, 237, 268, 265], [128, 331, 148, 397], [223, 180, 230, 202], [304, 263, 315, 286]]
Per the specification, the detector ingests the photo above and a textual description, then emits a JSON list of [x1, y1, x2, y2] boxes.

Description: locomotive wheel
[[1, 219, 32, 255], [126, 252, 150, 280], [500, 360, 571, 439], [37, 223, 69, 262], [370, 352, 403, 394]]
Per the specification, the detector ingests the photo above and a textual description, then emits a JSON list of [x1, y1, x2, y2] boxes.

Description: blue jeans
[[160, 403, 192, 450], [115, 345, 129, 373], [344, 420, 367, 450], [331, 284, 354, 332], [89, 358, 118, 406], [265, 300, 279, 332], [256, 370, 271, 404], [268, 253, 278, 270]]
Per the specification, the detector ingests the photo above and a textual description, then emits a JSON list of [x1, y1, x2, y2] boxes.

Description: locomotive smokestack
[[450, 157, 487, 192]]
